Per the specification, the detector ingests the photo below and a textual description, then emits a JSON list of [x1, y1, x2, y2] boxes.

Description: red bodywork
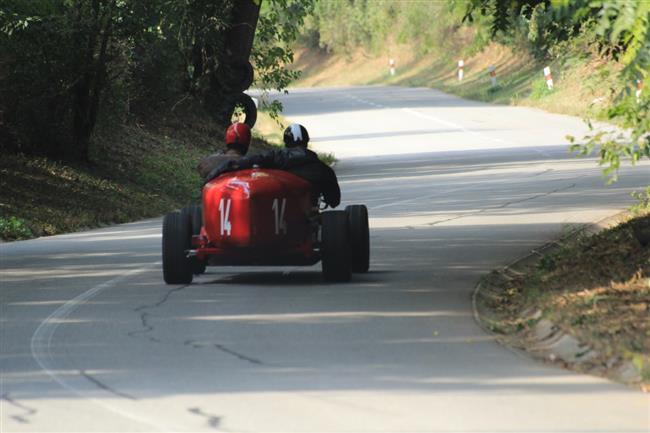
[[195, 169, 320, 266]]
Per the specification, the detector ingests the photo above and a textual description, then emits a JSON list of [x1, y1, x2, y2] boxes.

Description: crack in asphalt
[[128, 285, 187, 342], [1, 393, 38, 424], [79, 370, 136, 400], [425, 182, 578, 227], [188, 407, 223, 430], [213, 343, 264, 365], [185, 340, 265, 365], [126, 311, 161, 343]]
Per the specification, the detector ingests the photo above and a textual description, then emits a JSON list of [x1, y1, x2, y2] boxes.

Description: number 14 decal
[[219, 198, 232, 236], [272, 198, 287, 235]]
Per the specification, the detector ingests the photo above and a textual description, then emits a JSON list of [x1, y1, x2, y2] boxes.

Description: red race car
[[162, 168, 369, 284]]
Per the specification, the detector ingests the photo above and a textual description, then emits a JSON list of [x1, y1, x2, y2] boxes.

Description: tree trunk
[[209, 0, 261, 126], [72, 0, 113, 162]]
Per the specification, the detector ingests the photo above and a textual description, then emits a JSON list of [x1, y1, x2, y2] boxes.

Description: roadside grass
[[292, 39, 622, 121], [479, 212, 650, 388], [0, 101, 273, 241]]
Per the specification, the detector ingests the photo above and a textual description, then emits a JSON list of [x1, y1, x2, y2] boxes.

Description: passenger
[[196, 122, 251, 179], [204, 123, 341, 208]]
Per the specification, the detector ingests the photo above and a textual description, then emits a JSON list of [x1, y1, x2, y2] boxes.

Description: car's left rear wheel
[[162, 210, 193, 285], [184, 204, 206, 275]]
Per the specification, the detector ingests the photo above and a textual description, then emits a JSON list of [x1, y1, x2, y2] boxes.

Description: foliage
[[253, 0, 314, 119], [462, 0, 650, 187], [303, 1, 471, 56], [629, 186, 650, 215], [0, 0, 306, 162], [0, 216, 33, 240]]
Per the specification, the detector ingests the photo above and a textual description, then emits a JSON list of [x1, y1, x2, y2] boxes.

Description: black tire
[[162, 211, 193, 285], [321, 211, 352, 282], [229, 93, 257, 128], [220, 61, 254, 92], [346, 205, 370, 273], [183, 205, 206, 275]]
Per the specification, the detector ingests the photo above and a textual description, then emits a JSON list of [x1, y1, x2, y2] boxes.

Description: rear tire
[[346, 205, 370, 273], [162, 211, 193, 284], [321, 211, 351, 282], [184, 205, 206, 275]]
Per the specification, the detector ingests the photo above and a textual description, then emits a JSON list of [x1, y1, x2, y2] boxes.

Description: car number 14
[[219, 198, 232, 236], [272, 198, 287, 235]]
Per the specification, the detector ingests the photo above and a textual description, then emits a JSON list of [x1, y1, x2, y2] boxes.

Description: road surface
[[2, 86, 649, 432]]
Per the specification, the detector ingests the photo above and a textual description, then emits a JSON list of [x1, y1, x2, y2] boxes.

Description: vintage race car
[[162, 168, 369, 284]]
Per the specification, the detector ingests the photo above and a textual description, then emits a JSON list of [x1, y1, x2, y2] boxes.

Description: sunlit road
[[2, 86, 649, 432]]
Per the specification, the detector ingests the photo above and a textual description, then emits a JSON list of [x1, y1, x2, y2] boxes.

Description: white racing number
[[219, 198, 232, 236], [272, 198, 287, 235]]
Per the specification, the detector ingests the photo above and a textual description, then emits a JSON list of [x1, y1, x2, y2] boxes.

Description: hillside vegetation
[[0, 0, 311, 240], [297, 0, 648, 184]]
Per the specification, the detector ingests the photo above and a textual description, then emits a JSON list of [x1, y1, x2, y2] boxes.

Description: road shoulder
[[473, 211, 650, 392]]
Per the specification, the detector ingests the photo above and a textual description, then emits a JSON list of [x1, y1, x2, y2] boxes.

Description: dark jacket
[[196, 149, 242, 179], [204, 147, 341, 208]]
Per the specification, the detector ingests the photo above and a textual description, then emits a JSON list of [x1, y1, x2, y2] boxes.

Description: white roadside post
[[636, 79, 643, 102], [544, 66, 554, 90], [488, 65, 497, 87], [389, 58, 396, 76], [458, 60, 464, 81]]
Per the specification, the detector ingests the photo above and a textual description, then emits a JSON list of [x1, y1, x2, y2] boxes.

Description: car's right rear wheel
[[346, 204, 370, 273], [162, 211, 193, 285], [321, 211, 352, 282]]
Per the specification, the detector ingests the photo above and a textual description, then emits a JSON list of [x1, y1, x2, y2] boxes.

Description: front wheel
[[321, 211, 351, 282], [162, 211, 193, 284]]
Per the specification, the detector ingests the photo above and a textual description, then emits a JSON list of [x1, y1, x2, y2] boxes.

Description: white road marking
[[343, 93, 518, 150], [401, 107, 515, 146], [30, 263, 174, 431]]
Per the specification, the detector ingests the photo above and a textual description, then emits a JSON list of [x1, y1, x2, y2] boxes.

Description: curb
[[471, 211, 646, 389]]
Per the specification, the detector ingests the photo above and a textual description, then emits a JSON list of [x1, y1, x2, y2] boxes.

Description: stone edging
[[471, 211, 645, 388]]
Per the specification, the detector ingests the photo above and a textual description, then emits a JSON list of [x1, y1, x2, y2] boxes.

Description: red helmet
[[225, 123, 251, 154]]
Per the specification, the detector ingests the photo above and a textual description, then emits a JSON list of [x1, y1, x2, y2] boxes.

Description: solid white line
[[30, 263, 173, 431], [401, 107, 515, 146]]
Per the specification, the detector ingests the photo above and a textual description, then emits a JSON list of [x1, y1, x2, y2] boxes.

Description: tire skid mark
[[1, 393, 38, 424], [30, 263, 173, 431]]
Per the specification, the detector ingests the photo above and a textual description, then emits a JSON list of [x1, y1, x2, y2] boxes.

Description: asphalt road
[[1, 86, 649, 432]]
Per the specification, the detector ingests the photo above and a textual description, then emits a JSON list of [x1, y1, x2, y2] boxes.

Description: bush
[[0, 216, 33, 240]]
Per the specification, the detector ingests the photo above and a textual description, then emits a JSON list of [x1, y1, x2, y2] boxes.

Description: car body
[[162, 168, 369, 284]]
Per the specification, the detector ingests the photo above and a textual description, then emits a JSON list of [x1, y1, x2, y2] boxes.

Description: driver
[[204, 123, 341, 208], [196, 122, 251, 179]]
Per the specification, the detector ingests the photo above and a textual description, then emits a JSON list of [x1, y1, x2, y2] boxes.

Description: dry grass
[[293, 40, 623, 120], [480, 213, 650, 387]]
